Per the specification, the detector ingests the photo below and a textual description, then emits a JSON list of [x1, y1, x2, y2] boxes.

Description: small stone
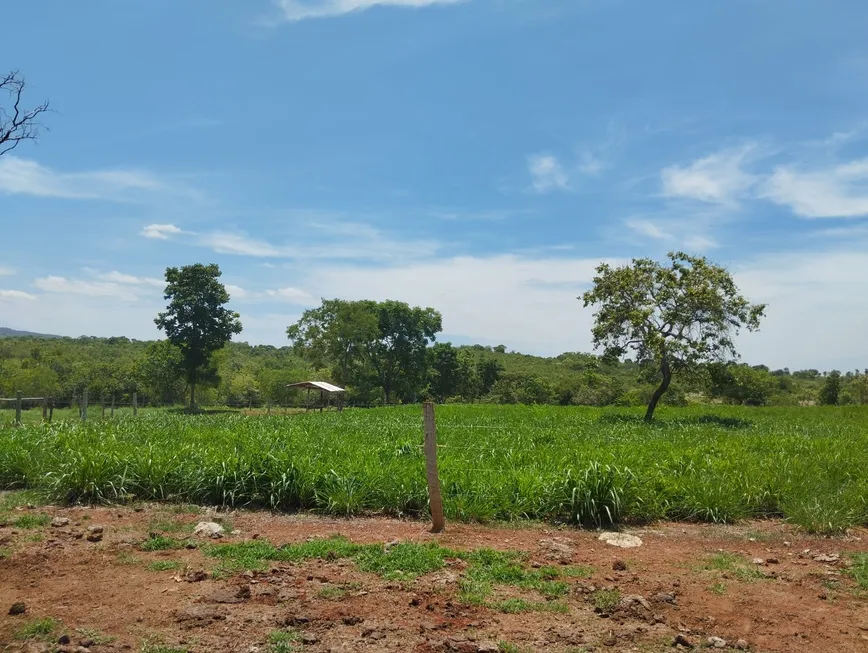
[[814, 553, 840, 563], [653, 592, 676, 604], [752, 558, 765, 565], [672, 633, 693, 648], [8, 602, 26, 615], [734, 640, 749, 650], [598, 532, 643, 548], [193, 521, 224, 538], [79, 639, 95, 648], [58, 635, 71, 645], [476, 642, 499, 653], [766, 558, 779, 565], [86, 532, 103, 542], [612, 559, 627, 571], [87, 525, 104, 534], [342, 615, 364, 625], [184, 570, 208, 582], [51, 517, 71, 527], [300, 634, 318, 645], [362, 629, 385, 640], [707, 636, 727, 648]]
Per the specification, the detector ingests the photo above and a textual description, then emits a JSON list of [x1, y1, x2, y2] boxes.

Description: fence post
[[49, 396, 54, 423], [15, 391, 23, 426], [110, 394, 115, 418], [422, 402, 445, 533], [81, 388, 88, 422], [101, 396, 105, 418], [132, 392, 138, 417], [42, 396, 48, 420]]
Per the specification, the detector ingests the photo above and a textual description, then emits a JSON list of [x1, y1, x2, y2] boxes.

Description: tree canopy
[[154, 263, 242, 409], [582, 252, 766, 421]]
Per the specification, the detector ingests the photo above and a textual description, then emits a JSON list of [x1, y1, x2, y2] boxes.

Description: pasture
[[1, 405, 865, 533]]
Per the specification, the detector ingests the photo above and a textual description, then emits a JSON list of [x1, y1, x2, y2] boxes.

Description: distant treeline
[[0, 335, 864, 408]]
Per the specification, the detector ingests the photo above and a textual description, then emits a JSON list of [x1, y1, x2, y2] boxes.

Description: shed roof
[[286, 381, 346, 393]]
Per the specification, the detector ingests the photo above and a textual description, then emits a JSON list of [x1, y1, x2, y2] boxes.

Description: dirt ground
[[1, 502, 866, 653]]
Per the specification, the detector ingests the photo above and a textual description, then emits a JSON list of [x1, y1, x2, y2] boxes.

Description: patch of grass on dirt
[[76, 627, 115, 645], [591, 588, 621, 612], [274, 535, 365, 562], [140, 534, 189, 552], [0, 547, 10, 559], [268, 629, 300, 653], [458, 548, 577, 605], [846, 553, 868, 591], [14, 617, 59, 640], [493, 598, 568, 614], [498, 642, 531, 653], [141, 645, 188, 653], [147, 560, 183, 572], [702, 552, 766, 582], [13, 513, 50, 529], [708, 582, 727, 595], [147, 516, 194, 534], [0, 490, 49, 510], [355, 541, 454, 580], [317, 582, 362, 600], [117, 551, 143, 565]]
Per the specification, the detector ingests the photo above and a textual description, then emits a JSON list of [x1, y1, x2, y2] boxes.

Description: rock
[[766, 558, 779, 565], [86, 532, 103, 543], [283, 616, 312, 627], [752, 558, 765, 565], [539, 538, 575, 560], [300, 634, 318, 645], [598, 532, 643, 548], [672, 633, 693, 648], [51, 517, 71, 527], [620, 595, 652, 611], [175, 605, 226, 622], [87, 525, 104, 534], [707, 636, 727, 648], [79, 639, 94, 648], [612, 559, 628, 571], [184, 570, 208, 582], [193, 522, 224, 538], [476, 642, 499, 653], [653, 592, 676, 604], [8, 602, 26, 615], [342, 615, 364, 625], [734, 639, 749, 650], [813, 553, 840, 563], [204, 588, 248, 604], [362, 629, 386, 641], [58, 635, 71, 645]]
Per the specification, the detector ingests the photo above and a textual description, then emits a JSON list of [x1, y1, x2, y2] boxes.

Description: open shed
[[286, 381, 346, 411]]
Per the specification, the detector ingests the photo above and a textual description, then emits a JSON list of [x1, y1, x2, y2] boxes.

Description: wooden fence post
[[15, 391, 22, 426], [42, 396, 48, 421], [132, 392, 138, 417], [81, 388, 88, 422], [49, 396, 54, 423], [422, 402, 446, 533], [101, 396, 106, 418], [110, 394, 115, 418]]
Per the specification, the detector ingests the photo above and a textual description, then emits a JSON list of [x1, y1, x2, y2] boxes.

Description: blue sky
[[1, 0, 867, 370]]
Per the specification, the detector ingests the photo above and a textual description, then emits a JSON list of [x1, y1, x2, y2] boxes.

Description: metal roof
[[286, 381, 346, 393]]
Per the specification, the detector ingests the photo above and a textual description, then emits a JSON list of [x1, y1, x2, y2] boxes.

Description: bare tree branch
[[0, 71, 50, 157]]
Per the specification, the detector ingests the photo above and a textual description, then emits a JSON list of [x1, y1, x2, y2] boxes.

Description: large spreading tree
[[155, 264, 242, 410], [287, 299, 442, 404], [582, 252, 765, 422]]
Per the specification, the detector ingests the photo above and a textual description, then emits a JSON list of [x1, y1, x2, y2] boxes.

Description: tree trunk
[[644, 356, 672, 423]]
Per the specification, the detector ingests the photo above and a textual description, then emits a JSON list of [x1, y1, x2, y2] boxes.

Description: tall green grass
[[1, 405, 866, 533]]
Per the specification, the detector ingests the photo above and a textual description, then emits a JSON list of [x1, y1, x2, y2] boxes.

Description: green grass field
[[1, 405, 865, 533]]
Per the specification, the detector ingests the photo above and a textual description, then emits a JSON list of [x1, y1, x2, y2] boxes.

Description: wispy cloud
[[578, 151, 605, 176], [0, 157, 172, 201], [262, 287, 313, 303], [274, 0, 465, 22], [661, 144, 758, 205], [141, 224, 184, 240], [0, 266, 15, 276], [0, 289, 36, 301], [624, 218, 719, 251], [34, 269, 165, 301], [85, 269, 165, 288], [762, 159, 868, 218], [527, 154, 569, 193]]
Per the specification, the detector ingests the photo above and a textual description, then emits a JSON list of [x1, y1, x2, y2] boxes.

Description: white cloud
[[198, 232, 285, 257], [528, 154, 569, 193], [225, 284, 249, 300], [0, 157, 169, 200], [0, 289, 36, 301], [274, 0, 465, 21], [33, 272, 164, 301], [624, 218, 718, 251], [661, 145, 758, 204], [91, 270, 164, 288], [141, 224, 184, 240], [0, 266, 15, 276], [263, 287, 314, 303], [762, 159, 868, 218], [578, 152, 605, 176]]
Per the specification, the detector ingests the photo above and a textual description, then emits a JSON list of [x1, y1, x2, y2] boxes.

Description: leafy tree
[[154, 264, 242, 410], [708, 363, 777, 406], [429, 342, 462, 402], [582, 252, 765, 422], [134, 340, 185, 405], [819, 370, 841, 406]]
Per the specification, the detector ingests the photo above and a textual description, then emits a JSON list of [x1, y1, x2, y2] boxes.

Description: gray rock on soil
[[707, 636, 727, 648], [51, 517, 70, 527], [193, 521, 225, 538], [598, 532, 643, 548]]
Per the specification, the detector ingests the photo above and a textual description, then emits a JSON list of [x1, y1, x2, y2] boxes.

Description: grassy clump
[[12, 513, 51, 529], [846, 554, 868, 592], [147, 560, 183, 572], [140, 534, 190, 552], [14, 617, 59, 640], [2, 406, 867, 531], [591, 589, 621, 612], [268, 629, 300, 653], [702, 552, 767, 582]]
